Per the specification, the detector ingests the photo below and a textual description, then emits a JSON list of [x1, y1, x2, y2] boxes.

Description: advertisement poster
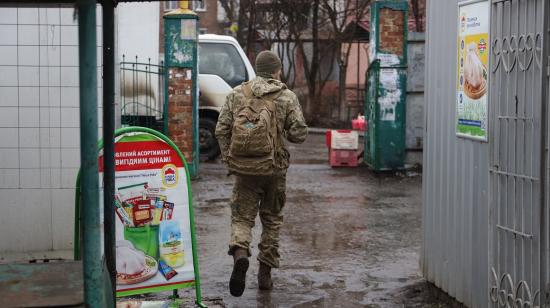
[[99, 131, 196, 297], [181, 19, 197, 40], [456, 0, 490, 140]]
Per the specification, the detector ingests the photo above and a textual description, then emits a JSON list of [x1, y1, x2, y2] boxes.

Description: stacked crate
[[326, 130, 359, 167]]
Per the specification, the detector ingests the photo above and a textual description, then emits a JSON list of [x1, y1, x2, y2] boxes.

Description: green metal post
[[364, 0, 408, 171], [78, 0, 105, 306], [102, 0, 116, 306]]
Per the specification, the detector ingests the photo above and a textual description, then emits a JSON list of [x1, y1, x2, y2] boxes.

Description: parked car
[[198, 34, 256, 161], [119, 34, 255, 161]]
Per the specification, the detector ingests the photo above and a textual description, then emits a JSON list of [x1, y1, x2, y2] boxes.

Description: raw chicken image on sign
[[464, 42, 487, 100], [116, 240, 158, 285]]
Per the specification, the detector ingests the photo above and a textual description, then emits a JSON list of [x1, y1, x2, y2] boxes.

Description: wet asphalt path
[[148, 133, 463, 307]]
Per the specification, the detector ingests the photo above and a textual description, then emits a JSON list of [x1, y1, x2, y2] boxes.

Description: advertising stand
[[75, 127, 205, 307]]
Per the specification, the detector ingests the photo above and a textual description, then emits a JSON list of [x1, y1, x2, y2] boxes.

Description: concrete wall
[[117, 2, 161, 115], [0, 5, 103, 256], [405, 32, 424, 165], [117, 2, 159, 63], [421, 1, 489, 307]]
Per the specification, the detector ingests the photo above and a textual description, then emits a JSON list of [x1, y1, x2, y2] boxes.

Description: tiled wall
[[0, 6, 102, 254]]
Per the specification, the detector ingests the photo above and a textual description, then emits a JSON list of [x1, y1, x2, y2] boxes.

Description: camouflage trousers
[[228, 173, 286, 268]]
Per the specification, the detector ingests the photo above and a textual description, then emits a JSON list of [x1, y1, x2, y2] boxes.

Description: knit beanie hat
[[255, 50, 282, 78]]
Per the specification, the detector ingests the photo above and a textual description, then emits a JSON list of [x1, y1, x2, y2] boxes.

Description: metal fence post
[[102, 0, 116, 306], [78, 0, 105, 306], [540, 0, 550, 304]]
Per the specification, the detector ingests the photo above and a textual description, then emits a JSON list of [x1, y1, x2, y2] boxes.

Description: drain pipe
[[78, 0, 105, 306]]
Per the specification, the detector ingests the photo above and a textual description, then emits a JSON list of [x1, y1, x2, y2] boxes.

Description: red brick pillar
[[167, 67, 194, 163], [379, 8, 406, 56]]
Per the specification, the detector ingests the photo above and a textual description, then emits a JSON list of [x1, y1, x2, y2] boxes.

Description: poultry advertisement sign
[[457, 0, 490, 140], [98, 131, 198, 297]]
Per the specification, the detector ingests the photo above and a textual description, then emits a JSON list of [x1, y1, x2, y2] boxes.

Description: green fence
[[120, 55, 166, 134]]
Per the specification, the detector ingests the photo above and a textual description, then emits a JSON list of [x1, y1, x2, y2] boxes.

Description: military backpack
[[226, 83, 280, 176]]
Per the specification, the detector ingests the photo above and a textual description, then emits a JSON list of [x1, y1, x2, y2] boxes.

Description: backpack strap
[[263, 92, 282, 160]]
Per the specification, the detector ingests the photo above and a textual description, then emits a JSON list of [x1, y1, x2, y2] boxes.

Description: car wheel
[[199, 117, 221, 161]]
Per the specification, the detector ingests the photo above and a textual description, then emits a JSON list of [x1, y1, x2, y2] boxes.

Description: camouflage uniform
[[215, 76, 308, 268]]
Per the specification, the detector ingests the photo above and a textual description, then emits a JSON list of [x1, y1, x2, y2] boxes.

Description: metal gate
[[120, 55, 166, 133], [489, 0, 549, 307]]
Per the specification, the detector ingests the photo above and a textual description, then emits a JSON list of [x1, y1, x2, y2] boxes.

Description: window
[[165, 1, 206, 12], [164, 1, 179, 11], [193, 1, 206, 12], [198, 42, 247, 88]]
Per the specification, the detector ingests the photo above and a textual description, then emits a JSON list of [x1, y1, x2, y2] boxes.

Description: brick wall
[[196, 0, 224, 34], [379, 8, 405, 56], [167, 68, 194, 163]]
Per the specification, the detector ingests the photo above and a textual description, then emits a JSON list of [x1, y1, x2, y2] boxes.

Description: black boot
[[229, 248, 249, 297], [258, 261, 273, 290]]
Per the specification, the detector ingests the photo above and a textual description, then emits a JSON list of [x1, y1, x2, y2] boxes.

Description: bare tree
[[219, 0, 374, 124], [410, 0, 424, 32], [256, 1, 298, 87], [321, 0, 371, 122], [274, 0, 329, 121], [218, 0, 237, 24]]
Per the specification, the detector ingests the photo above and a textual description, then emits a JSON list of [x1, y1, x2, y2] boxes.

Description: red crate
[[325, 130, 332, 148], [330, 149, 358, 167]]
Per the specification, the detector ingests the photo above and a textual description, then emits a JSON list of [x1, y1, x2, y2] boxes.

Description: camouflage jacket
[[215, 76, 308, 172]]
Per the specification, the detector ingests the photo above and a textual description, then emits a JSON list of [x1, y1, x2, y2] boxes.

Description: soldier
[[215, 50, 308, 297]]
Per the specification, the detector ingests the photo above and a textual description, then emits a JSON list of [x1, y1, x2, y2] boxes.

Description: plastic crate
[[330, 149, 358, 167]]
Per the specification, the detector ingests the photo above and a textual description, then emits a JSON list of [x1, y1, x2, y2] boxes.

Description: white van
[[120, 34, 255, 161], [198, 34, 256, 160]]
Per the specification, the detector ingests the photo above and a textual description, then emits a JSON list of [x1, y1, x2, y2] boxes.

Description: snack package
[[152, 198, 165, 225], [123, 202, 134, 221], [118, 182, 148, 206], [158, 259, 178, 280], [162, 202, 174, 221], [115, 198, 134, 227], [114, 196, 132, 226], [159, 220, 185, 267], [132, 199, 153, 227], [145, 187, 167, 200]]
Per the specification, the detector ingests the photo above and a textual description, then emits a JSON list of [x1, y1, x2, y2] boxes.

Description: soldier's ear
[[272, 70, 282, 80]]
